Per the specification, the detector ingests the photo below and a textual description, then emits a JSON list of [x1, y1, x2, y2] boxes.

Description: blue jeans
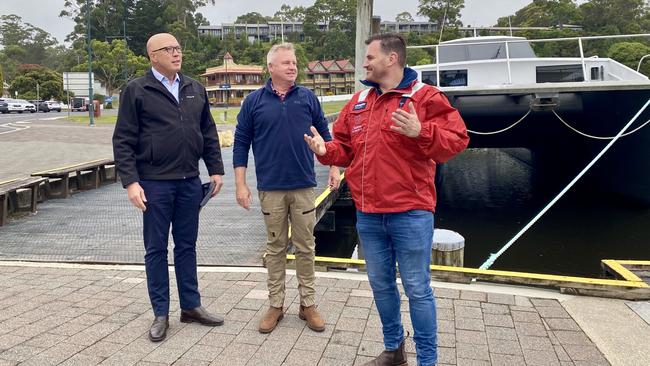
[[141, 178, 202, 316], [357, 210, 437, 366]]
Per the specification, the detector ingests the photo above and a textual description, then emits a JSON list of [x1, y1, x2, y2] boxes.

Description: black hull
[[445, 88, 650, 204]]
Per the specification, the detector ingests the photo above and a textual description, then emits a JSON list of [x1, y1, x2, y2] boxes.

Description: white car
[[21, 100, 36, 113], [0, 98, 26, 113], [45, 101, 62, 112]]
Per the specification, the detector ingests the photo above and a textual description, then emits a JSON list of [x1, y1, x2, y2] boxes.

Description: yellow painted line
[[314, 173, 346, 207], [0, 178, 19, 186], [285, 254, 649, 289], [601, 260, 644, 282], [32, 158, 110, 175], [612, 260, 650, 266]]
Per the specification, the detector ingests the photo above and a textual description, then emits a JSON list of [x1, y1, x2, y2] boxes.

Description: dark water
[[435, 148, 650, 277]]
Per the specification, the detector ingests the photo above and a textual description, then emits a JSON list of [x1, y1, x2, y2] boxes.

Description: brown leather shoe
[[180, 306, 224, 326], [259, 306, 283, 333], [299, 305, 325, 332], [362, 338, 408, 366], [148, 315, 169, 342]]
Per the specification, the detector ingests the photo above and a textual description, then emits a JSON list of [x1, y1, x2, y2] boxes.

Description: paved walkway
[[2, 262, 643, 366]]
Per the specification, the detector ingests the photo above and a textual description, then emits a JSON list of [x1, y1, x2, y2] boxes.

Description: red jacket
[[318, 74, 469, 213]]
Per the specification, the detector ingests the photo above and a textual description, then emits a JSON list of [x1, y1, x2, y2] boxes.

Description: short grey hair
[[267, 43, 295, 65]]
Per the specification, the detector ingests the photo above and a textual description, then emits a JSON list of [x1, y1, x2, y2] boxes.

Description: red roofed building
[[304, 59, 355, 96], [201, 52, 264, 106]]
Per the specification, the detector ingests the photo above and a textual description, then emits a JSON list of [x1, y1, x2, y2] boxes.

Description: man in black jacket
[[112, 33, 225, 342]]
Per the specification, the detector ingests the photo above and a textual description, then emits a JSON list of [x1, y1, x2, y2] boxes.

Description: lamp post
[[36, 83, 39, 112], [87, 0, 95, 127]]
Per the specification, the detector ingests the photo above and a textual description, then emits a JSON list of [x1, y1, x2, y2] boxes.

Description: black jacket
[[112, 71, 224, 187]]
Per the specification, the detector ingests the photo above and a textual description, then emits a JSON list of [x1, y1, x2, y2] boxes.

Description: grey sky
[[4, 0, 534, 44]]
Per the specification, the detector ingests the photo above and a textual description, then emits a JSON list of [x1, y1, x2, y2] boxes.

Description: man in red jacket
[[305, 33, 468, 366]]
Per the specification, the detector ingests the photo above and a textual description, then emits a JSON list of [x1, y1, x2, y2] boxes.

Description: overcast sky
[[4, 0, 535, 44]]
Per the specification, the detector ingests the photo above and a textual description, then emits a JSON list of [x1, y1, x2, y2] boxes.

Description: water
[[435, 148, 650, 277]]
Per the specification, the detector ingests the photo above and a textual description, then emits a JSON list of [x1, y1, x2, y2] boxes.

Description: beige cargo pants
[[259, 188, 316, 308]]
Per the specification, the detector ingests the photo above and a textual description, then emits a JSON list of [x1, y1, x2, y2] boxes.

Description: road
[[0, 111, 115, 181]]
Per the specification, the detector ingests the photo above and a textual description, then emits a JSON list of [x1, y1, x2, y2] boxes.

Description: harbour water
[[435, 148, 650, 277]]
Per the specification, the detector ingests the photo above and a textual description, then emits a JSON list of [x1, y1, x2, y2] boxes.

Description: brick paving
[[0, 264, 610, 366]]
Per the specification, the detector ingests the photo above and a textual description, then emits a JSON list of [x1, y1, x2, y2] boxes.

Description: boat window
[[536, 64, 584, 83], [421, 70, 468, 87], [439, 41, 536, 63]]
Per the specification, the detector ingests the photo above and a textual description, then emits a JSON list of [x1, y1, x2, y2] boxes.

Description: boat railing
[[638, 54, 650, 72], [408, 33, 650, 87]]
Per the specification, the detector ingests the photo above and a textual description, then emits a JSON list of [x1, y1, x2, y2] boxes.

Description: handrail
[[638, 54, 650, 72], [413, 33, 650, 86], [408, 33, 650, 49]]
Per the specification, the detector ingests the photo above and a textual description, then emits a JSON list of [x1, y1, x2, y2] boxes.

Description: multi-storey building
[[198, 22, 328, 42], [304, 59, 355, 96], [201, 53, 264, 106]]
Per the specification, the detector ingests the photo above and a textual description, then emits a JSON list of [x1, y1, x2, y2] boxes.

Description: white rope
[[467, 110, 531, 135], [479, 98, 650, 270], [553, 110, 650, 140]]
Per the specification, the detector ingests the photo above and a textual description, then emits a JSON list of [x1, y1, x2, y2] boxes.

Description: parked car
[[0, 98, 26, 113], [29, 100, 50, 112], [0, 100, 8, 114], [18, 100, 36, 113], [46, 100, 62, 112]]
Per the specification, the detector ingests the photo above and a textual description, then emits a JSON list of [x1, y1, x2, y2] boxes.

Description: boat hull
[[444, 87, 650, 204]]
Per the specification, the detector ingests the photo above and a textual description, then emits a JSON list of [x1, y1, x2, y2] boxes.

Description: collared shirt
[[271, 82, 295, 102], [151, 67, 180, 102]]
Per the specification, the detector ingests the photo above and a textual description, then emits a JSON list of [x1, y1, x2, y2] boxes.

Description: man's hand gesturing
[[304, 126, 326, 156], [390, 102, 421, 138]]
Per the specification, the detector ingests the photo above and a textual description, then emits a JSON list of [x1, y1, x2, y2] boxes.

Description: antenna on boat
[[508, 16, 513, 36], [438, 0, 450, 43]]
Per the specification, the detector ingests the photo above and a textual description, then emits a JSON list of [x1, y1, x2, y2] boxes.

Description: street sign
[[220, 84, 231, 89]]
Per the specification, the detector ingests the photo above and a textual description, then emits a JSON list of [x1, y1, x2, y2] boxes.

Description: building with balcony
[[198, 22, 328, 43], [304, 59, 355, 96], [201, 53, 264, 106]]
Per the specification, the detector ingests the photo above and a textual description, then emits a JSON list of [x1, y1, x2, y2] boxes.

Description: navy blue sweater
[[233, 79, 332, 190]]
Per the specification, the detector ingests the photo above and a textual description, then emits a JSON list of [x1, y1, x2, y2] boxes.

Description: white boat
[[411, 34, 650, 204]]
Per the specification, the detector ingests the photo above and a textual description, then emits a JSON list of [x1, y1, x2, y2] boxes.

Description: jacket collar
[[360, 67, 419, 95], [264, 78, 297, 95], [145, 69, 192, 90]]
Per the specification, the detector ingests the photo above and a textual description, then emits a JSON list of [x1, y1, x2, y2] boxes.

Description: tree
[[303, 0, 357, 60], [418, 0, 465, 28], [72, 39, 149, 96], [608, 42, 650, 76], [274, 4, 307, 22], [235, 12, 272, 24], [395, 12, 415, 23], [8, 65, 65, 100], [0, 15, 58, 66], [496, 0, 580, 28], [580, 0, 646, 34]]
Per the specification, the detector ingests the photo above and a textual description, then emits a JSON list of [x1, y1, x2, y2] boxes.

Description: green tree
[[418, 0, 465, 28], [0, 15, 58, 67], [579, 0, 646, 34], [497, 0, 580, 28], [72, 39, 149, 96], [608, 42, 650, 76], [9, 65, 65, 100], [235, 12, 272, 24], [274, 4, 307, 22], [0, 65, 4, 96], [395, 11, 415, 23], [303, 0, 356, 60]]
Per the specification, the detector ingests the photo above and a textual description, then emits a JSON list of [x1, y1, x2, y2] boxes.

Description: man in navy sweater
[[233, 43, 340, 333]]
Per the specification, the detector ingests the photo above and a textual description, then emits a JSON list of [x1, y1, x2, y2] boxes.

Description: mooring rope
[[479, 98, 650, 270], [467, 110, 531, 135], [553, 110, 650, 140]]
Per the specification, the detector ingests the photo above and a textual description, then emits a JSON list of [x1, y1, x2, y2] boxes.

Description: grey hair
[[267, 43, 295, 65]]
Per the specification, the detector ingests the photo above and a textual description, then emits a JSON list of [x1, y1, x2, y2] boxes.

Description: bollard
[[432, 229, 465, 267]]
